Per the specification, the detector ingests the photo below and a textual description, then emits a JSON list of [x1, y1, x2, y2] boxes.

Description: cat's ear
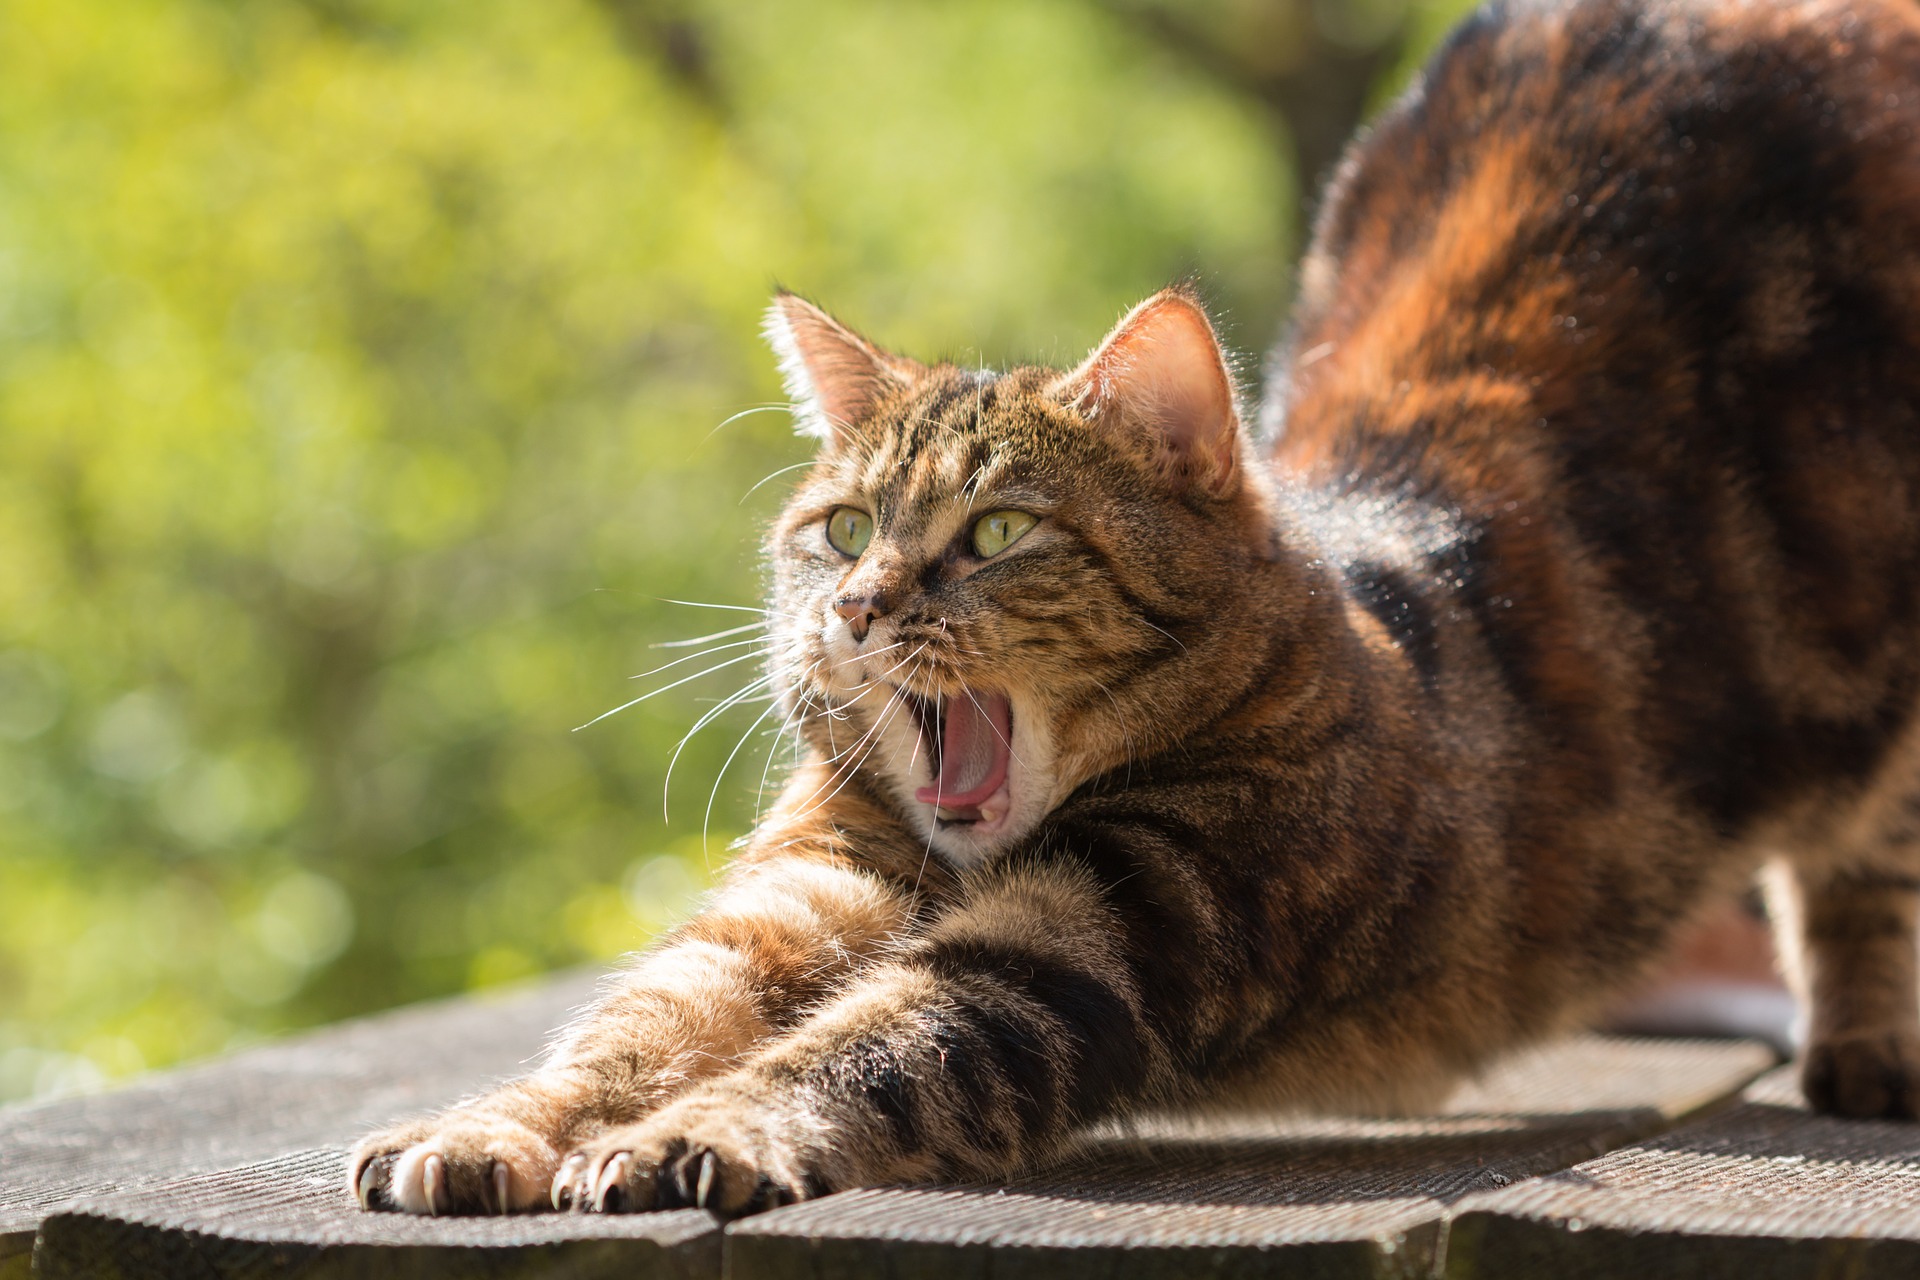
[[764, 293, 921, 446], [1052, 288, 1242, 496]]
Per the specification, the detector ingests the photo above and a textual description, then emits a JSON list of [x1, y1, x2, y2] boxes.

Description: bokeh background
[[0, 0, 1478, 1103]]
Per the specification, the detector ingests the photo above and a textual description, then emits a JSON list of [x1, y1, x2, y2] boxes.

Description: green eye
[[825, 507, 872, 556], [971, 509, 1036, 558]]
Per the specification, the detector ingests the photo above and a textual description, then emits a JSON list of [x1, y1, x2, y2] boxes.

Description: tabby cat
[[351, 0, 1920, 1217]]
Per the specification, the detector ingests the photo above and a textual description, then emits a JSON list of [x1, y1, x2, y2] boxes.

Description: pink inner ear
[[765, 295, 919, 444], [1064, 292, 1240, 493]]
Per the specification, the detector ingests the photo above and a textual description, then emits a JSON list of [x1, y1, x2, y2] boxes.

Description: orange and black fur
[[352, 0, 1920, 1217]]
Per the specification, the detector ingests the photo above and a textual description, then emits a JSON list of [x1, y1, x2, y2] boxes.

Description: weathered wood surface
[[728, 1037, 1774, 1280], [0, 971, 604, 1274], [0, 969, 1785, 1279], [33, 1150, 719, 1280], [1444, 1065, 1920, 1279]]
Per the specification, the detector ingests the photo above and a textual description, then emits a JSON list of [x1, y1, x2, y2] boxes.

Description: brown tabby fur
[[351, 0, 1920, 1218]]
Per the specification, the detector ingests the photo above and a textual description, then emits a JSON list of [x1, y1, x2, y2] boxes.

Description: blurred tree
[[590, 0, 729, 114], [1102, 0, 1404, 229], [1099, 0, 1483, 240]]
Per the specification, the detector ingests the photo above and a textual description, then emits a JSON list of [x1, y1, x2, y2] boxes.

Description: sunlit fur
[[352, 0, 1920, 1220]]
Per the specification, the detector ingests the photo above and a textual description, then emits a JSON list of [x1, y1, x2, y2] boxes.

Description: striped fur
[[353, 0, 1920, 1217]]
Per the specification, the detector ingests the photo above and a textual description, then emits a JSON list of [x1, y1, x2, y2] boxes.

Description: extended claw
[[693, 1150, 717, 1209], [422, 1152, 447, 1216], [592, 1152, 632, 1212], [493, 1161, 511, 1216], [355, 1158, 381, 1210], [551, 1153, 587, 1210]]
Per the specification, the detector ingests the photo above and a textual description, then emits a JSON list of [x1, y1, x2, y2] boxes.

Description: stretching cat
[[352, 0, 1920, 1217]]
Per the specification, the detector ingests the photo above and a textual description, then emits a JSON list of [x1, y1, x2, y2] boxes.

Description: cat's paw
[[1802, 1029, 1920, 1120], [350, 1115, 561, 1215], [553, 1092, 825, 1218]]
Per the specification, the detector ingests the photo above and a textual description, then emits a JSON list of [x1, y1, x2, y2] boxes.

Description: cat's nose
[[835, 591, 892, 644]]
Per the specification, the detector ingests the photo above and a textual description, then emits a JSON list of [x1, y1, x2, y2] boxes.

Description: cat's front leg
[[558, 859, 1179, 1215], [351, 779, 928, 1214]]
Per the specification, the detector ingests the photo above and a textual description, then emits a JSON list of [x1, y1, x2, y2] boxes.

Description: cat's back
[[1282, 0, 1920, 339], [1269, 0, 1920, 835], [1277, 0, 1920, 449]]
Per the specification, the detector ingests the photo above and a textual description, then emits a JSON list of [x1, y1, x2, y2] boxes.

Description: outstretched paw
[[552, 1093, 826, 1218], [350, 1115, 561, 1215], [1803, 1029, 1920, 1120]]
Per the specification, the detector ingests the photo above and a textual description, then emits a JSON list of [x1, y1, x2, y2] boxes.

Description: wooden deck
[[4, 972, 1916, 1278]]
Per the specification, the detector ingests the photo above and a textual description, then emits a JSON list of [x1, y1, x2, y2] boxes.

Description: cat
[[351, 0, 1920, 1218]]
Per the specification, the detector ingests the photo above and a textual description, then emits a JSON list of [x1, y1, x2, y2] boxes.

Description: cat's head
[[763, 287, 1278, 865]]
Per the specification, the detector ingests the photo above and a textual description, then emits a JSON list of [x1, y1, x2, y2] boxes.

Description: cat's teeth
[[935, 806, 969, 822]]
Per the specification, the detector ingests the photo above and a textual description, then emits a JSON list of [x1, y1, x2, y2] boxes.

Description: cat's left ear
[[1052, 288, 1242, 497], [764, 293, 923, 446]]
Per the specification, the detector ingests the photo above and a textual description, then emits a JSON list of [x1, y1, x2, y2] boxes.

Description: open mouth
[[903, 689, 1013, 830]]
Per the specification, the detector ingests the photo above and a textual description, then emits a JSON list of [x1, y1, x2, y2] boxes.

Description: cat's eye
[[825, 507, 873, 557], [971, 510, 1036, 558]]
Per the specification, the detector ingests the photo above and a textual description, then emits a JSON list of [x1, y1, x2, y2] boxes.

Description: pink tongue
[[916, 693, 1011, 807]]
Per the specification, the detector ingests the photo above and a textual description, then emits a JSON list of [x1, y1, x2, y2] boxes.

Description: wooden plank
[[0, 970, 599, 1262], [729, 1036, 1774, 1280], [3, 969, 1773, 1280], [1443, 1065, 1920, 1280], [33, 1149, 720, 1280]]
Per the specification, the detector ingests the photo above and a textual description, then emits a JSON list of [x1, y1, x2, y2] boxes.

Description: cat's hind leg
[[1769, 845, 1920, 1120]]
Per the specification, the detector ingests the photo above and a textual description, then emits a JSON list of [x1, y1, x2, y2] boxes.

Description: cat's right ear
[[764, 293, 921, 446], [1050, 288, 1243, 497]]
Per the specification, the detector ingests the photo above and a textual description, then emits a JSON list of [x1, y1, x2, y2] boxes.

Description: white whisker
[[662, 672, 778, 819], [704, 689, 787, 852], [842, 642, 915, 691], [574, 649, 766, 731], [629, 638, 769, 681], [654, 621, 768, 649], [700, 403, 795, 444], [755, 661, 823, 818], [795, 685, 912, 822], [1093, 677, 1138, 787], [1141, 619, 1189, 653], [658, 598, 770, 615], [903, 654, 944, 896], [739, 461, 820, 504], [846, 641, 928, 705], [791, 643, 929, 823]]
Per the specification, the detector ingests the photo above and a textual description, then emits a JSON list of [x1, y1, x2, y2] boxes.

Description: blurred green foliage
[[0, 0, 1470, 1102]]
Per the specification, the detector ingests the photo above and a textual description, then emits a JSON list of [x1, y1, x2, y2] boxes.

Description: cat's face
[[763, 290, 1262, 865]]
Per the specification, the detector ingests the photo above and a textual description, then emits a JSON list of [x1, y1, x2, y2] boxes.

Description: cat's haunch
[[352, 0, 1920, 1217]]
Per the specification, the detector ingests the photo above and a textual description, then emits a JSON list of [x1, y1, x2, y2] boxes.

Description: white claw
[[355, 1160, 380, 1209], [694, 1151, 717, 1209], [552, 1153, 587, 1211], [593, 1153, 632, 1212], [423, 1153, 447, 1217], [493, 1162, 511, 1216]]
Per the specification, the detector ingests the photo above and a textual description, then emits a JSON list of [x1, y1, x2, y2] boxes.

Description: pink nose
[[834, 591, 890, 643]]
